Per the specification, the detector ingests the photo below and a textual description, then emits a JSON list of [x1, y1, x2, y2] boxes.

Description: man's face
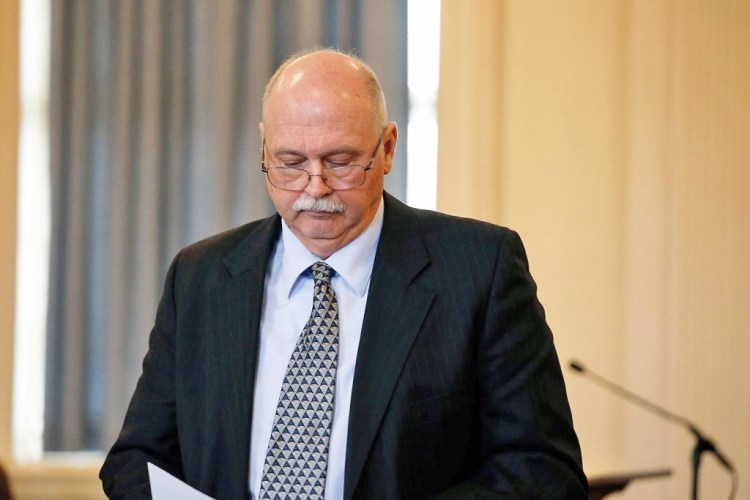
[[261, 79, 396, 259]]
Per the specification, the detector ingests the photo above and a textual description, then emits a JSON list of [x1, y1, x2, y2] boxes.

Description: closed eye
[[325, 161, 353, 169], [281, 160, 308, 169]]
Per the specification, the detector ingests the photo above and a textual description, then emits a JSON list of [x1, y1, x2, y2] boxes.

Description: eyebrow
[[271, 146, 363, 158]]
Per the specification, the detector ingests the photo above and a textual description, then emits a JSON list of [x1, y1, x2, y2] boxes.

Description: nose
[[304, 162, 333, 197]]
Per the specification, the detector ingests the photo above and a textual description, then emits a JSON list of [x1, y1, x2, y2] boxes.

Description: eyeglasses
[[261, 135, 383, 191]]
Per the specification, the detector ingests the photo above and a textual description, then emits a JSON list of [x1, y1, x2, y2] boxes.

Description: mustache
[[292, 194, 346, 213]]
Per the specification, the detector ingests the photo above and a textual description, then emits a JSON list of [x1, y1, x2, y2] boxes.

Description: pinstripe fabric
[[101, 193, 586, 499]]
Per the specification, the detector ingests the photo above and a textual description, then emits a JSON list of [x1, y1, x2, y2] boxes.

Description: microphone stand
[[688, 424, 729, 500], [569, 360, 737, 500]]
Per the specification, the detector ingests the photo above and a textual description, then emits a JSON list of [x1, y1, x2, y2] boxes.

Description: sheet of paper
[[148, 462, 215, 500]]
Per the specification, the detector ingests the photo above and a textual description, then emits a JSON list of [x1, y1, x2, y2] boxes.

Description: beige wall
[[440, 1, 749, 498]]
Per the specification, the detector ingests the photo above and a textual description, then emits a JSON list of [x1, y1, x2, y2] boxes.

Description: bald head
[[262, 49, 388, 134]]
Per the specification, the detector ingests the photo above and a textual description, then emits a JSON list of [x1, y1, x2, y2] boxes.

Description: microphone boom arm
[[568, 360, 737, 500]]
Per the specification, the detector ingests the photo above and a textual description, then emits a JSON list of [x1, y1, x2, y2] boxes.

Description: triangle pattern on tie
[[260, 262, 339, 499]]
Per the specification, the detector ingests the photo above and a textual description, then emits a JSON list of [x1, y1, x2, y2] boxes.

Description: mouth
[[302, 209, 337, 218]]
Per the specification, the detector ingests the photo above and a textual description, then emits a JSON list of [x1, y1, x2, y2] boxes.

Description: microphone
[[569, 360, 737, 499]]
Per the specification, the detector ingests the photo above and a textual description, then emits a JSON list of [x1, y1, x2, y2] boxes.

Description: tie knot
[[310, 262, 333, 283]]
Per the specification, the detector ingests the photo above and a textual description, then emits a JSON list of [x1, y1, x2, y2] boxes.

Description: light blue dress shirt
[[249, 198, 384, 499]]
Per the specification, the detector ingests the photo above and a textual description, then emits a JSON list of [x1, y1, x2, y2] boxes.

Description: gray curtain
[[45, 0, 408, 452]]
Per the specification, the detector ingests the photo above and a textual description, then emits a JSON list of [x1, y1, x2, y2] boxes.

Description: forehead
[[267, 85, 370, 122], [264, 95, 374, 152]]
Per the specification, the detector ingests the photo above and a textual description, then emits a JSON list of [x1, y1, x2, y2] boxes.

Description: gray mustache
[[292, 194, 346, 213]]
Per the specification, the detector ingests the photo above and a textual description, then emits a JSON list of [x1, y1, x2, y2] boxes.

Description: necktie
[[260, 262, 339, 499]]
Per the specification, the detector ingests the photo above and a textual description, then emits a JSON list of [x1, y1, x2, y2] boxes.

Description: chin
[[296, 220, 343, 239]]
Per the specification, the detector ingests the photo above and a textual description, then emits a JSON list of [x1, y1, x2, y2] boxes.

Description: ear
[[381, 122, 398, 175], [258, 123, 266, 163]]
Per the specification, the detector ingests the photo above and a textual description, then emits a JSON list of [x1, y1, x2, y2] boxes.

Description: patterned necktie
[[259, 262, 339, 499]]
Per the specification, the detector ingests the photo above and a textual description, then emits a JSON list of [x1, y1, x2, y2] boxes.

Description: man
[[100, 49, 587, 499]]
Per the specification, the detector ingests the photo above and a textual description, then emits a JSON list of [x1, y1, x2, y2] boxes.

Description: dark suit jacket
[[100, 193, 587, 499]]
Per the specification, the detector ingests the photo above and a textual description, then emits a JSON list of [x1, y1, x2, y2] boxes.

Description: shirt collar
[[279, 197, 384, 298]]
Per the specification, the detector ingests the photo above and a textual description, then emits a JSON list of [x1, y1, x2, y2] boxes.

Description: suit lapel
[[218, 214, 280, 498], [344, 194, 434, 499]]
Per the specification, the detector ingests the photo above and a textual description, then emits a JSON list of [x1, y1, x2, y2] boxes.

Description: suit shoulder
[[171, 214, 279, 275], [409, 205, 517, 245], [180, 218, 265, 257]]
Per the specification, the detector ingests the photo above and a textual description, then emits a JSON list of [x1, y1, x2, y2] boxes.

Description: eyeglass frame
[[260, 132, 384, 192]]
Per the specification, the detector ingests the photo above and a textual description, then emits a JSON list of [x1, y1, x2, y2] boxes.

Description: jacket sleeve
[[456, 230, 588, 498], [99, 252, 184, 499]]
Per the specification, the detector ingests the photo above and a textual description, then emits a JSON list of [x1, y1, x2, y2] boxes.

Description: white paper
[[148, 462, 216, 500]]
